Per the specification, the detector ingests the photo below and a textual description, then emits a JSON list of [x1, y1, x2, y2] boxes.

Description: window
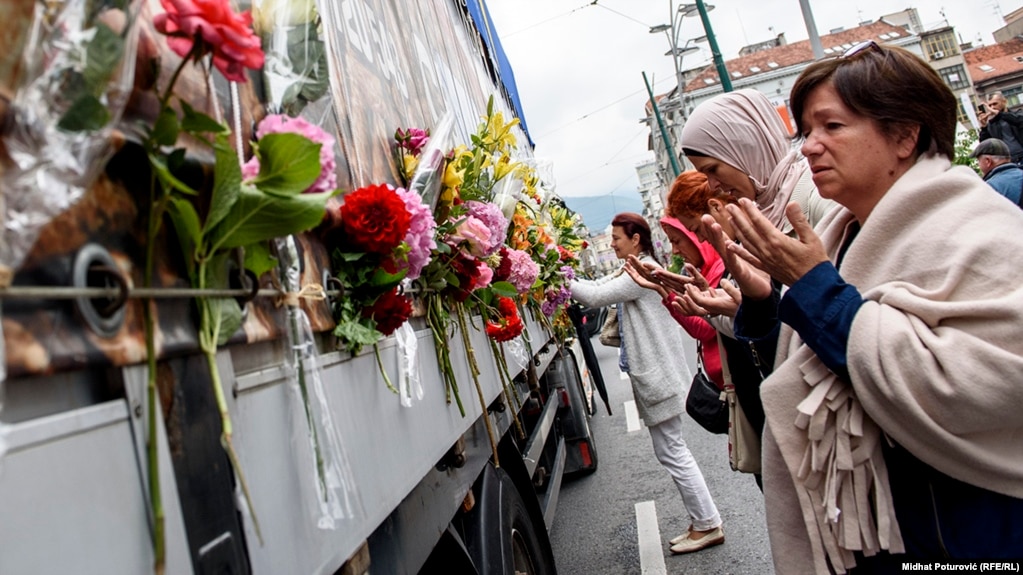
[[922, 31, 958, 59], [938, 64, 969, 90], [1004, 87, 1023, 109], [980, 64, 995, 72]]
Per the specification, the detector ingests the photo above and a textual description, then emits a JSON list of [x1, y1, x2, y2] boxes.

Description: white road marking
[[635, 500, 667, 575], [624, 400, 642, 433]]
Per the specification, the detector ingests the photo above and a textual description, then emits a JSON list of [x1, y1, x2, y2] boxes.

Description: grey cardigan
[[570, 256, 694, 426]]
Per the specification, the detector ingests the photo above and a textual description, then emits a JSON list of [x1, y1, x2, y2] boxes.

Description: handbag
[[598, 305, 620, 347], [720, 334, 762, 473], [684, 343, 728, 434]]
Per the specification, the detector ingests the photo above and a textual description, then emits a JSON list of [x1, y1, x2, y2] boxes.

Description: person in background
[[569, 212, 724, 555], [969, 137, 1023, 204], [721, 42, 1023, 572], [978, 92, 1023, 164]]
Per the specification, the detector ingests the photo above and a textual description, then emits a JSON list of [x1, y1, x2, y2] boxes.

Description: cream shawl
[[680, 89, 807, 228], [762, 155, 1023, 574]]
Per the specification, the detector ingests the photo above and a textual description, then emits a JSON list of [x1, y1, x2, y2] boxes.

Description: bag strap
[[717, 333, 733, 389]]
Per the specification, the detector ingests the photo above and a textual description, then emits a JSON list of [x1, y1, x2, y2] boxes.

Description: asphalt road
[[551, 334, 776, 575]]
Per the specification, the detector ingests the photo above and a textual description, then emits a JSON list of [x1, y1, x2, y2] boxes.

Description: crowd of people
[[574, 42, 1023, 573]]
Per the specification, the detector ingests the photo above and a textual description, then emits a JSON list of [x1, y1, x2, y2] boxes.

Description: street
[[551, 333, 775, 575]]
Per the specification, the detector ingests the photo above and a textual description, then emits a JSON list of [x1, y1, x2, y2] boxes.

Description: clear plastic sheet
[[252, 0, 329, 116], [0, 0, 140, 469], [405, 112, 454, 210], [1, 0, 140, 273], [276, 236, 362, 529], [394, 321, 424, 408]]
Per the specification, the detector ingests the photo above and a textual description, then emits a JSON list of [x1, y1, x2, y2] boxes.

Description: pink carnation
[[395, 187, 436, 280], [475, 261, 494, 290], [242, 114, 338, 194], [464, 201, 508, 257], [505, 248, 540, 294], [395, 127, 430, 156]]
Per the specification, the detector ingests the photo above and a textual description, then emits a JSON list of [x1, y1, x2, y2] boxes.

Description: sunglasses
[[841, 39, 883, 59]]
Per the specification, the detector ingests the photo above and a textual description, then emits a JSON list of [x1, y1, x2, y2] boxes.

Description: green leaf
[[57, 95, 110, 132], [151, 106, 181, 147], [211, 296, 244, 346], [204, 133, 242, 234], [150, 152, 199, 196], [165, 196, 201, 278], [82, 24, 124, 93], [181, 100, 229, 135], [251, 133, 323, 196], [333, 319, 382, 356], [207, 186, 331, 251], [489, 281, 518, 298], [243, 241, 277, 279], [369, 267, 407, 290]]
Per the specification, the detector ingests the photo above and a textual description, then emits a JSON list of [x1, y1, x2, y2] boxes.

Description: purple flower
[[242, 114, 338, 195], [560, 265, 576, 282], [541, 285, 571, 316], [395, 187, 436, 280], [464, 200, 508, 257]]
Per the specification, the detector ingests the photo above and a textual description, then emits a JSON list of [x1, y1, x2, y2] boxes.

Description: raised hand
[[700, 214, 773, 300], [624, 257, 667, 297], [726, 199, 829, 287], [681, 282, 741, 318]]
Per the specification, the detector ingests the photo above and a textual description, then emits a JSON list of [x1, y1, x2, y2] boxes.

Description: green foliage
[[57, 22, 124, 132], [955, 128, 981, 175]]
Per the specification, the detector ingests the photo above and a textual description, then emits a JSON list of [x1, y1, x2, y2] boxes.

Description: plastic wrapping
[[404, 112, 454, 210], [276, 236, 361, 529], [394, 322, 424, 408], [1, 0, 140, 272], [0, 0, 139, 468], [251, 0, 329, 116]]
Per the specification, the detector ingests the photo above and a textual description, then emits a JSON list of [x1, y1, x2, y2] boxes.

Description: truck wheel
[[465, 465, 556, 575]]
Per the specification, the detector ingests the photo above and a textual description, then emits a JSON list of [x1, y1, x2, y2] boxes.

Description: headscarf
[[659, 216, 724, 288], [681, 89, 808, 229]]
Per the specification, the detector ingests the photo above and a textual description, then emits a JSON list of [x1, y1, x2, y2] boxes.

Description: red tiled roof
[[683, 20, 914, 92], [963, 37, 1023, 85]]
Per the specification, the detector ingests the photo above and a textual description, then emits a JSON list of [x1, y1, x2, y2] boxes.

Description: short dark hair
[[611, 212, 656, 259], [790, 44, 956, 159]]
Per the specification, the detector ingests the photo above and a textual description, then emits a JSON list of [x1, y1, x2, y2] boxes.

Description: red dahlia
[[486, 296, 524, 342], [340, 184, 411, 255]]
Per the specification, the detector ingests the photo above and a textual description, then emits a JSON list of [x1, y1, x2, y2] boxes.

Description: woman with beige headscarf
[[680, 88, 834, 236]]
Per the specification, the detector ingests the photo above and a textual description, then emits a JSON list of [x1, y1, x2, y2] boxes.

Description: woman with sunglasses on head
[[716, 42, 1023, 573], [569, 212, 724, 555]]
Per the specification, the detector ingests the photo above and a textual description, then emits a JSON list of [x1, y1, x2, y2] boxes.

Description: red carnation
[[493, 246, 512, 282], [340, 184, 411, 255], [362, 288, 413, 336], [486, 296, 524, 342]]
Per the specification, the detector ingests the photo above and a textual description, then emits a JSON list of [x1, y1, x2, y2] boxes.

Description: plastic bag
[[403, 112, 454, 211], [1, 0, 140, 273], [251, 0, 329, 116], [394, 322, 424, 408], [276, 236, 362, 529]]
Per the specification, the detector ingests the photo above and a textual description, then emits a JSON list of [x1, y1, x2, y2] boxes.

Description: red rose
[[154, 0, 265, 83], [340, 184, 412, 255], [362, 288, 413, 336]]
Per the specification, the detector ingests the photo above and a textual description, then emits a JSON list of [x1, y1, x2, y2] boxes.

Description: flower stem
[[456, 303, 499, 467], [203, 341, 264, 546], [373, 343, 399, 394]]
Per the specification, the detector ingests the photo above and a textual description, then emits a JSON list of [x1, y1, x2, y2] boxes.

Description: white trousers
[[648, 415, 722, 531]]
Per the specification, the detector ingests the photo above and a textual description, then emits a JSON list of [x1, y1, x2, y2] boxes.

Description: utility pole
[[695, 0, 732, 92], [643, 71, 681, 178]]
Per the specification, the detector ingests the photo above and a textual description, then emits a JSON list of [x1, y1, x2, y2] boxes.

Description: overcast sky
[[486, 0, 1009, 202]]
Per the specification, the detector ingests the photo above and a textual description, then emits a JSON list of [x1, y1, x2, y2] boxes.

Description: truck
[[0, 0, 602, 573]]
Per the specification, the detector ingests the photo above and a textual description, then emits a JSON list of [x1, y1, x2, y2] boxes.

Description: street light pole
[[693, 0, 732, 92]]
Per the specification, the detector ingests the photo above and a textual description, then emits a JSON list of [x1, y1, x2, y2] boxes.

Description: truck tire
[[464, 464, 556, 575]]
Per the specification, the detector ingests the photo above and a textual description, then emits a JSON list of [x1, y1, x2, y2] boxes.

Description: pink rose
[[449, 215, 493, 258], [154, 0, 265, 83]]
